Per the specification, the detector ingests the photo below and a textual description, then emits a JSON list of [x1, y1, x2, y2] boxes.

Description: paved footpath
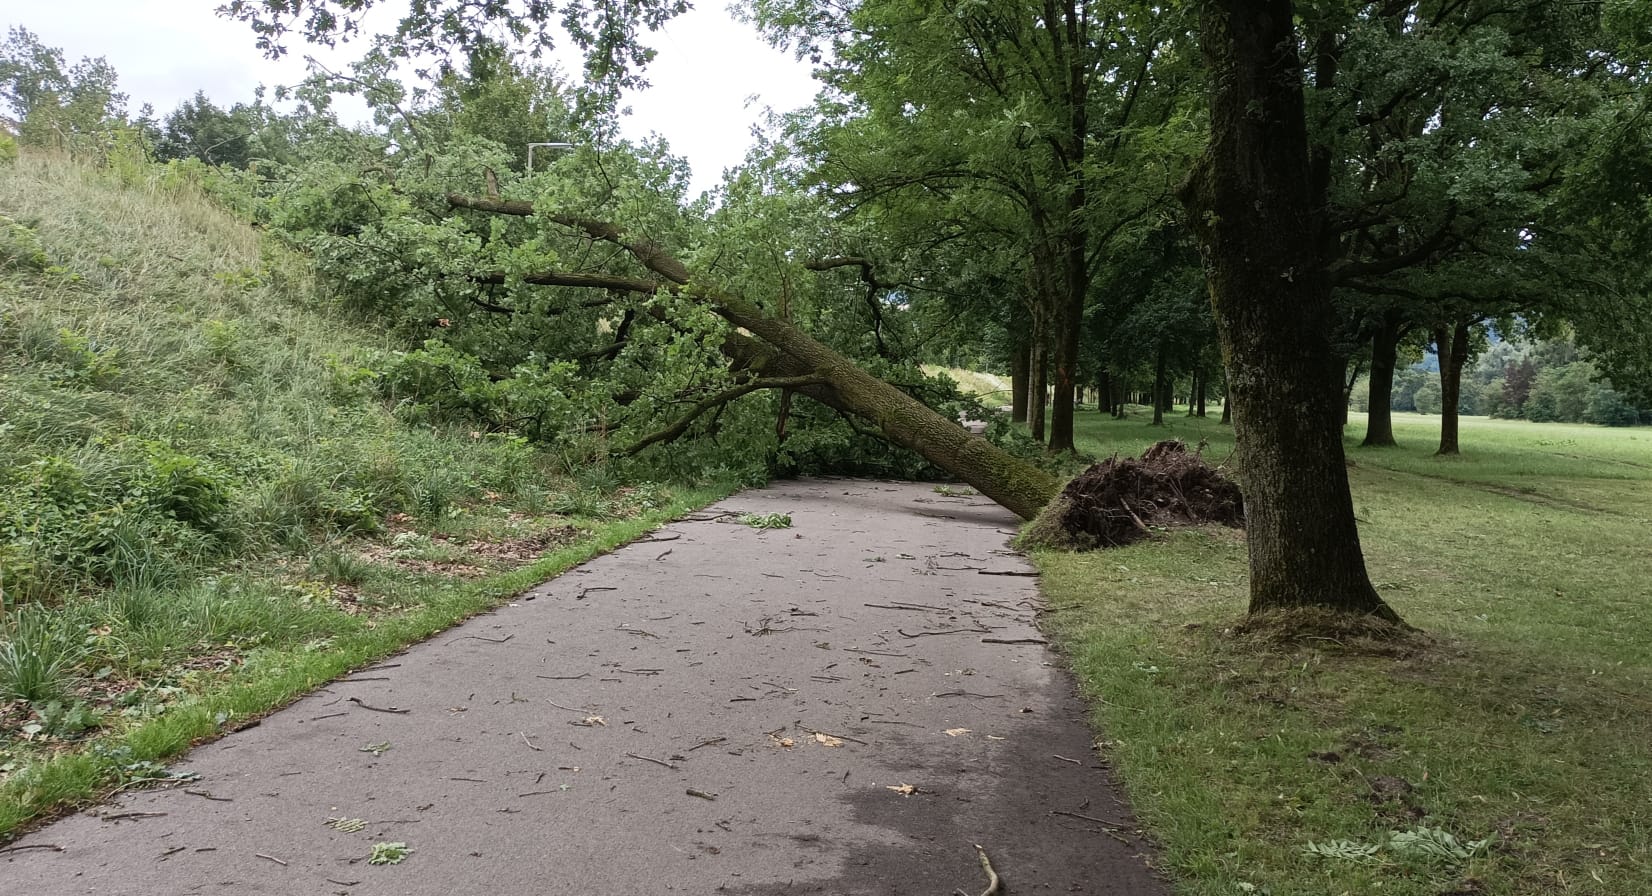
[[2, 480, 1166, 895]]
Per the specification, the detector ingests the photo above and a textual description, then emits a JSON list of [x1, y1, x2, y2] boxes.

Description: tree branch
[[624, 375, 826, 457]]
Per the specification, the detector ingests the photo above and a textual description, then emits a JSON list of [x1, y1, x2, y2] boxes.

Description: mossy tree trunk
[[1179, 1, 1400, 621]]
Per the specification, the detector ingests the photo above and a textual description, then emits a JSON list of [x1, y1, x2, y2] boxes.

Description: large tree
[[1179, 0, 1398, 620]]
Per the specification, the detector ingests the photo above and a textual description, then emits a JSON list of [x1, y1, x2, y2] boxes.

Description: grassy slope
[[1037, 408, 1652, 895], [0, 156, 725, 836]]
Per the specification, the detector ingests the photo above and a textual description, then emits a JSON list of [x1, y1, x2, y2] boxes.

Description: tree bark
[[1096, 369, 1111, 415], [1151, 344, 1167, 426], [1220, 395, 1232, 425], [1362, 312, 1402, 447], [1194, 369, 1207, 417], [447, 192, 1059, 519], [1028, 330, 1049, 443], [1435, 318, 1470, 456], [1010, 341, 1030, 423], [1179, 1, 1398, 621]]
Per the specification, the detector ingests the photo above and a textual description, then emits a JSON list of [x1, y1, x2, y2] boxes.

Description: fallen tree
[[446, 193, 1060, 520]]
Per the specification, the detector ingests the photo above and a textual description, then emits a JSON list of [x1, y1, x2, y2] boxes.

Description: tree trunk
[[1341, 357, 1361, 426], [1028, 333, 1049, 443], [1195, 370, 1208, 417], [1151, 345, 1167, 426], [1096, 370, 1111, 415], [1010, 341, 1030, 423], [447, 193, 1059, 519], [1178, 1, 1398, 621], [1220, 395, 1232, 425], [1435, 319, 1469, 456], [1362, 313, 1402, 446]]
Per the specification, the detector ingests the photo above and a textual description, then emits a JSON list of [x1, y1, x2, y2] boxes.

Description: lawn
[[1036, 407, 1652, 895]]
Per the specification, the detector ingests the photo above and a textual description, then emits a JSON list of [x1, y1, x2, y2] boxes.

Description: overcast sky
[[9, 2, 820, 194]]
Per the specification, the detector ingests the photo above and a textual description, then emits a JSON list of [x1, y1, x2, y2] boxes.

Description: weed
[[368, 842, 412, 865], [0, 604, 85, 703]]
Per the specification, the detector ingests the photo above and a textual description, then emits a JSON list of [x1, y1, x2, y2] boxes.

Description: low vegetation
[[1037, 410, 1652, 895], [0, 155, 724, 836]]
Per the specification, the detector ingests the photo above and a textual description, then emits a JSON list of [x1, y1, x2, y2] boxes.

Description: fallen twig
[[625, 752, 679, 770], [0, 843, 64, 855], [254, 852, 288, 866], [932, 691, 1005, 699], [981, 637, 1049, 646], [339, 676, 393, 682], [310, 712, 349, 722], [348, 697, 410, 714], [686, 788, 718, 801], [1052, 755, 1081, 765], [973, 844, 1002, 896], [864, 602, 949, 612], [184, 789, 233, 802], [977, 570, 1038, 577], [453, 633, 513, 644], [576, 586, 619, 599], [520, 732, 543, 752], [898, 627, 988, 638], [536, 673, 591, 680], [687, 737, 726, 752], [100, 812, 168, 821], [544, 699, 592, 713], [1050, 809, 1126, 828]]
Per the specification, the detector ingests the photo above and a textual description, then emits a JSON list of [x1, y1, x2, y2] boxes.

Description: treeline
[[1353, 337, 1651, 427]]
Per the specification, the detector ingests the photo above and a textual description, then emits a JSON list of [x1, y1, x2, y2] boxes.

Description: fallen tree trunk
[[447, 193, 1060, 519]]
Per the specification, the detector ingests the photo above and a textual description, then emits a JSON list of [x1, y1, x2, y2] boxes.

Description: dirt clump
[[1019, 440, 1243, 550]]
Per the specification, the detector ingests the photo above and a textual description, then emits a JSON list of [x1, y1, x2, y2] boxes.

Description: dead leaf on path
[[573, 715, 607, 727], [886, 784, 918, 797], [814, 732, 844, 747], [986, 735, 1006, 741], [944, 728, 971, 737], [768, 734, 796, 748]]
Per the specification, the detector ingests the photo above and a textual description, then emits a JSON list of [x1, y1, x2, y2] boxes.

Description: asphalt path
[[1, 479, 1166, 895]]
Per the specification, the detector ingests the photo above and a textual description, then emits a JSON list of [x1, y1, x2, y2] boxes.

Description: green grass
[[0, 154, 732, 836], [1036, 408, 1652, 895]]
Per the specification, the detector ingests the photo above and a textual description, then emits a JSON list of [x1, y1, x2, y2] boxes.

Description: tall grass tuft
[[0, 603, 85, 703]]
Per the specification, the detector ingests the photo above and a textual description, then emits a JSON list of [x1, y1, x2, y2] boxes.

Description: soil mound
[[1020, 440, 1244, 550]]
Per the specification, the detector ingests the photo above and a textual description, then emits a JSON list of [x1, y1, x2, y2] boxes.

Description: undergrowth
[[0, 153, 726, 834]]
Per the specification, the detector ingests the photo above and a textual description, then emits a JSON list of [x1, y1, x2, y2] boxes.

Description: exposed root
[[1019, 440, 1243, 551], [1230, 608, 1430, 657]]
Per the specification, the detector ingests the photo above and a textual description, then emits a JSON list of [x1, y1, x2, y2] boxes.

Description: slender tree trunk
[[1179, 0, 1398, 621], [1151, 345, 1167, 426], [1341, 358, 1361, 426], [1096, 370, 1111, 415], [1220, 395, 1232, 425], [1010, 341, 1030, 423], [1195, 370, 1208, 417], [1028, 332, 1049, 443], [1362, 313, 1401, 447], [1435, 319, 1469, 456]]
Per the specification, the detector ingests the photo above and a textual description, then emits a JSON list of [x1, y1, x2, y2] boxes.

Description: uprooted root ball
[[1019, 440, 1244, 551]]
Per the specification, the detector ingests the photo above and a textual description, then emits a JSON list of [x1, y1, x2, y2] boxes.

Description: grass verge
[[1035, 411, 1652, 896]]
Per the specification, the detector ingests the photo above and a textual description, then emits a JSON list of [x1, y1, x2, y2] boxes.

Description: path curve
[[2, 479, 1165, 895]]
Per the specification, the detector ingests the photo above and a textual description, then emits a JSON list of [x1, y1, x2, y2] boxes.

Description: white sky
[[7, 1, 820, 194]]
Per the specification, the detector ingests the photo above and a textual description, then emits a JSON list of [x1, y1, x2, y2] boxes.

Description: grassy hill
[[0, 155, 715, 835]]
